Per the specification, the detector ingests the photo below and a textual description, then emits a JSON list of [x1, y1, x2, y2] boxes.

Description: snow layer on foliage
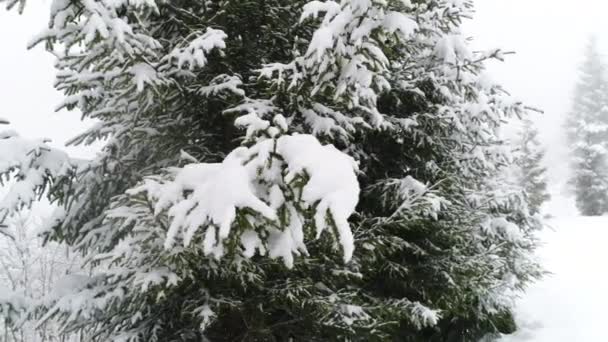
[[199, 74, 245, 98], [339, 304, 371, 326], [435, 34, 472, 64], [134, 267, 180, 292], [129, 63, 160, 92], [302, 1, 417, 61], [235, 112, 271, 140], [409, 302, 440, 329], [240, 229, 266, 258], [131, 133, 360, 266], [167, 28, 228, 70], [0, 130, 71, 217], [481, 217, 523, 243], [268, 0, 419, 128]]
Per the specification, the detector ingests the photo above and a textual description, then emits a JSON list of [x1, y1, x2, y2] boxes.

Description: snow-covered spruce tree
[[515, 119, 550, 215], [0, 0, 541, 341], [566, 37, 608, 216]]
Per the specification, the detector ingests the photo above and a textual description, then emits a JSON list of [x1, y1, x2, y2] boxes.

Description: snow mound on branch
[[278, 134, 359, 261], [166, 28, 227, 70], [153, 152, 278, 251], [132, 133, 360, 266]]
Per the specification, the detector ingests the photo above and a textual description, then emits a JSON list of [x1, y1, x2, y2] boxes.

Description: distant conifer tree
[[516, 119, 551, 214], [566, 37, 608, 216]]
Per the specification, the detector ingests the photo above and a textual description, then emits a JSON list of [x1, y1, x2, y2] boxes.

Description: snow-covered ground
[[500, 197, 608, 341]]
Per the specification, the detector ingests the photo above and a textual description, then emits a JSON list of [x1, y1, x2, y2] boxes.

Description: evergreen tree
[[0, 0, 542, 341], [566, 37, 608, 216], [516, 119, 550, 215]]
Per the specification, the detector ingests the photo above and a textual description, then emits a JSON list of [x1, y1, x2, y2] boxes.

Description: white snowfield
[[499, 200, 608, 341]]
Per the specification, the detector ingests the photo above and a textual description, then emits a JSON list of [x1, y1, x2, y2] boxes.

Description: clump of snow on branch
[[277, 134, 359, 261], [0, 129, 71, 220], [129, 114, 360, 266], [164, 28, 228, 70], [481, 217, 524, 243]]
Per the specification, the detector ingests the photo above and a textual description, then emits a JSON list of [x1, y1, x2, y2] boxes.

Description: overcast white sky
[[0, 1, 95, 158], [466, 0, 608, 184], [1, 0, 607, 182]]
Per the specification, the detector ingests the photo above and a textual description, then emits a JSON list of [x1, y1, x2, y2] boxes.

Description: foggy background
[[1, 0, 607, 204], [468, 0, 606, 176]]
